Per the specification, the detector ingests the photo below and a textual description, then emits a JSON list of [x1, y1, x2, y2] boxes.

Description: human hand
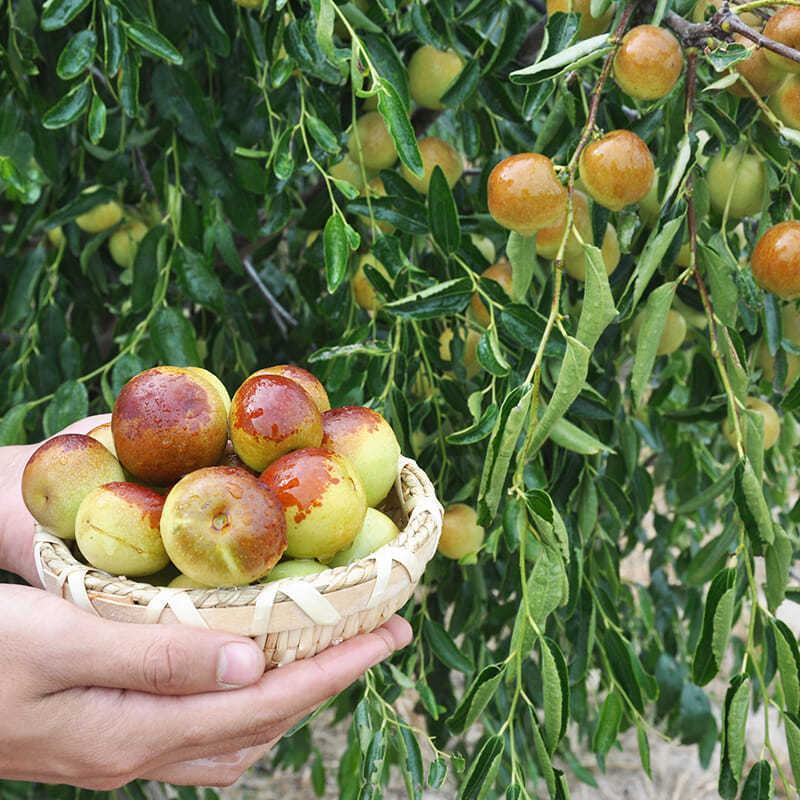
[[0, 583, 412, 788], [0, 413, 111, 585]]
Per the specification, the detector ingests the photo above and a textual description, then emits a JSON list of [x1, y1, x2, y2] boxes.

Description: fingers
[[45, 607, 266, 695], [123, 617, 412, 757]]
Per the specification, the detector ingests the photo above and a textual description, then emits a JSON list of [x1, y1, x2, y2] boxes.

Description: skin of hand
[[0, 417, 414, 788]]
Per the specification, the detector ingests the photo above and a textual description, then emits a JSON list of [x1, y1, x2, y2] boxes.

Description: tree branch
[[241, 256, 298, 337]]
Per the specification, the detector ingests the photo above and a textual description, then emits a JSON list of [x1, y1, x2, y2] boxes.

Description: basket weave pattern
[[33, 457, 442, 668]]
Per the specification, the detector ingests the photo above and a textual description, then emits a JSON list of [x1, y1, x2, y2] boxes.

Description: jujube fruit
[[328, 508, 400, 566], [112, 366, 228, 485], [229, 373, 323, 472], [470, 234, 496, 263], [639, 172, 660, 226], [487, 153, 567, 235], [772, 75, 800, 127], [613, 25, 684, 101], [438, 504, 485, 560], [75, 199, 123, 234], [21, 434, 126, 539], [707, 146, 765, 219], [47, 226, 65, 247], [535, 190, 593, 261], [250, 365, 330, 413], [262, 559, 327, 581], [546, 0, 614, 38], [724, 397, 781, 450], [260, 447, 367, 560], [321, 406, 401, 507], [161, 466, 287, 586], [751, 221, 800, 299], [184, 367, 231, 414], [632, 308, 687, 355], [108, 221, 148, 269], [329, 155, 366, 192], [348, 112, 398, 172], [563, 223, 620, 281], [358, 176, 394, 233], [579, 130, 655, 211], [169, 573, 211, 588], [470, 260, 513, 328], [764, 8, 800, 74], [756, 304, 800, 385], [439, 327, 481, 378], [728, 36, 785, 97], [75, 482, 168, 576], [408, 45, 464, 110], [352, 254, 391, 312], [87, 422, 117, 457], [400, 137, 463, 195]]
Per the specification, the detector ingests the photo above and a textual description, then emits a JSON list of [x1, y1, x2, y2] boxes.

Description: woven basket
[[33, 457, 442, 668]]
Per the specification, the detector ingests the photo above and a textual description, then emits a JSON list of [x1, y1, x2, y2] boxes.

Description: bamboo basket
[[33, 457, 442, 668]]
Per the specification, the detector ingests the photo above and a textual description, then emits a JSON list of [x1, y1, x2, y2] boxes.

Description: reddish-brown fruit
[[260, 448, 367, 560], [614, 26, 684, 100], [751, 221, 800, 299], [487, 153, 567, 235], [579, 130, 655, 211], [470, 261, 514, 328], [21, 434, 126, 539], [773, 74, 800, 127], [161, 466, 287, 586], [229, 374, 324, 472], [250, 365, 330, 412], [111, 366, 228, 485], [764, 8, 800, 74], [728, 36, 786, 97], [321, 406, 401, 507]]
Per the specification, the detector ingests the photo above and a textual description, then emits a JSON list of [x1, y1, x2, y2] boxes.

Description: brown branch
[[721, 10, 800, 65], [133, 148, 157, 199], [241, 256, 297, 337]]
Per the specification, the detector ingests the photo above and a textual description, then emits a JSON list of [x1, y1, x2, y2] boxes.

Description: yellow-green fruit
[[707, 147, 765, 219], [261, 448, 367, 560], [75, 482, 169, 577], [328, 508, 400, 566], [348, 112, 398, 172], [724, 397, 781, 450], [564, 224, 620, 281], [21, 434, 126, 540], [613, 25, 684, 101], [161, 466, 288, 586], [184, 367, 232, 414], [756, 304, 800, 384], [108, 221, 148, 268], [672, 296, 708, 329], [87, 422, 117, 457], [235, 0, 262, 8], [470, 260, 513, 328], [772, 75, 800, 128], [408, 45, 464, 110], [358, 176, 394, 233], [76, 200, 123, 234], [400, 137, 463, 195], [329, 155, 366, 192], [353, 254, 391, 312], [47, 226, 65, 247], [639, 172, 660, 226], [546, 0, 614, 38], [764, 8, 800, 74], [439, 327, 481, 378], [438, 504, 485, 559], [470, 234, 496, 263], [262, 559, 327, 581], [169, 573, 212, 588], [632, 308, 687, 355], [676, 240, 691, 268], [321, 406, 401, 507]]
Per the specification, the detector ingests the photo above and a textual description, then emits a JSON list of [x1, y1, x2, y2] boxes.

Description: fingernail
[[217, 642, 264, 688], [384, 616, 413, 649]]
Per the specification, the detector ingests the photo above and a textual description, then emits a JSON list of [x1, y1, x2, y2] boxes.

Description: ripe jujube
[[613, 25, 684, 101], [764, 8, 800, 74], [751, 221, 800, 299], [707, 146, 765, 219]]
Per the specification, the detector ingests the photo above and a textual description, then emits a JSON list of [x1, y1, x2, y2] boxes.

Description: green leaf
[[377, 84, 422, 177], [542, 637, 569, 753], [385, 278, 472, 319], [765, 525, 792, 613], [56, 30, 97, 80], [87, 94, 107, 144], [42, 81, 91, 129], [549, 417, 612, 455], [423, 618, 474, 673], [305, 114, 339, 154], [699, 244, 738, 328], [576, 243, 617, 350], [131, 225, 167, 313], [441, 59, 480, 108], [531, 709, 557, 795], [636, 724, 651, 779], [510, 34, 611, 84], [459, 735, 503, 800], [104, 5, 124, 75], [740, 761, 773, 800], [43, 381, 88, 436], [693, 568, 737, 686], [525, 336, 591, 455], [734, 459, 775, 549], [528, 546, 567, 628], [723, 676, 750, 785], [323, 213, 349, 293], [676, 464, 736, 514], [785, 714, 800, 791], [630, 216, 684, 309], [592, 691, 623, 757], [448, 663, 504, 734], [476, 329, 510, 377], [506, 232, 537, 302], [0, 405, 29, 445], [774, 620, 800, 715], [176, 248, 225, 313], [124, 22, 184, 65], [119, 52, 140, 118], [150, 305, 201, 366], [398, 726, 424, 800], [41, 0, 92, 31], [631, 281, 677, 407], [447, 403, 499, 446], [603, 630, 644, 713], [427, 166, 461, 254]]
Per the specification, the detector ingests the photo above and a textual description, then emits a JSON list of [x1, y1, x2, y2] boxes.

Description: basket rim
[[34, 456, 442, 611]]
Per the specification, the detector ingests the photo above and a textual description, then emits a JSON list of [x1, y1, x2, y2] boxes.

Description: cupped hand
[[0, 413, 112, 585], [0, 584, 412, 788]]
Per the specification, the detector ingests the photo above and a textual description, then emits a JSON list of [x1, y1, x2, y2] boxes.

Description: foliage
[[2, 0, 800, 797]]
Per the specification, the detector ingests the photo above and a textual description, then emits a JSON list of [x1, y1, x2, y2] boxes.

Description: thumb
[[53, 609, 266, 695]]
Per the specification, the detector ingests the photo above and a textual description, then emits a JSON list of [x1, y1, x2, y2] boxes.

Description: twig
[[241, 256, 297, 337], [133, 148, 157, 199], [721, 10, 800, 65]]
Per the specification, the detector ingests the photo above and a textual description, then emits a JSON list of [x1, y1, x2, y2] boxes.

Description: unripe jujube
[[487, 153, 567, 235], [108, 220, 148, 269], [400, 137, 463, 195], [408, 45, 464, 110], [579, 130, 655, 211], [632, 308, 687, 355], [546, 0, 614, 39], [471, 261, 513, 328], [535, 191, 593, 261], [707, 146, 765, 219], [76, 199, 123, 234], [724, 397, 781, 450], [329, 155, 366, 192], [564, 224, 620, 281], [438, 504, 485, 560], [613, 26, 684, 101], [751, 221, 800, 299], [348, 112, 398, 172], [353, 254, 391, 312]]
